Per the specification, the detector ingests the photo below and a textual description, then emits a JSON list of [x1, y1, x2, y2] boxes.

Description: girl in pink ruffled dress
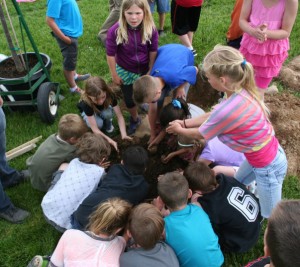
[[239, 0, 298, 96]]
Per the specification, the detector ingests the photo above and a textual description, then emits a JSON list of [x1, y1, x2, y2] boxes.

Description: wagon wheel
[[37, 82, 59, 124]]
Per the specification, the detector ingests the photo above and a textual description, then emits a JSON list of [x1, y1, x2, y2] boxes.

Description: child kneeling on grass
[[73, 145, 149, 230], [26, 113, 88, 192], [184, 162, 263, 253], [77, 76, 132, 152], [41, 132, 110, 232], [154, 172, 224, 267], [120, 203, 179, 267], [28, 198, 132, 267]]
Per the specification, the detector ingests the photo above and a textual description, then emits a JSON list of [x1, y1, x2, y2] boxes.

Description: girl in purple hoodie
[[106, 0, 158, 134]]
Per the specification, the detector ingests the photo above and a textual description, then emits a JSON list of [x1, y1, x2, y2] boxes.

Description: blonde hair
[[87, 198, 132, 235], [58, 114, 88, 141], [128, 203, 164, 249], [117, 0, 155, 45], [75, 132, 111, 164], [133, 75, 156, 104], [81, 77, 115, 113], [202, 45, 269, 117]]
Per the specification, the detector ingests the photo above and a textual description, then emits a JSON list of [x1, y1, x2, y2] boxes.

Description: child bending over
[[73, 145, 149, 230], [120, 203, 179, 267], [26, 114, 88, 192], [155, 172, 224, 267], [167, 45, 287, 218], [28, 198, 132, 267], [184, 162, 262, 253], [133, 44, 198, 144], [41, 132, 110, 232]]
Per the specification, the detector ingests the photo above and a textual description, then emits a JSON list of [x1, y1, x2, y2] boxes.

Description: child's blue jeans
[[235, 145, 287, 218], [81, 106, 113, 131]]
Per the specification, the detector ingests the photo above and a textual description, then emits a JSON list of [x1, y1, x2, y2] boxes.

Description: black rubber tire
[[37, 82, 59, 124]]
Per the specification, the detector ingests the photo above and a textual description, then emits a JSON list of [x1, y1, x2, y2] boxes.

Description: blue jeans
[[81, 106, 113, 130], [235, 146, 287, 218], [0, 108, 20, 188]]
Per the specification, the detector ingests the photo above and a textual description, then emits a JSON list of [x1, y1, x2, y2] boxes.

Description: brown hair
[[157, 172, 189, 210], [58, 114, 88, 141], [129, 203, 164, 249], [87, 198, 132, 235], [133, 75, 157, 104], [184, 162, 217, 193], [266, 200, 300, 267], [75, 132, 111, 164], [81, 77, 115, 112]]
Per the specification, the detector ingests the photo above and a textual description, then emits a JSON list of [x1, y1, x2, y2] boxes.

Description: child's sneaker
[[158, 30, 166, 37], [128, 116, 141, 135], [74, 73, 91, 81], [103, 119, 114, 133], [105, 124, 114, 133], [191, 49, 198, 57], [27, 255, 50, 267]]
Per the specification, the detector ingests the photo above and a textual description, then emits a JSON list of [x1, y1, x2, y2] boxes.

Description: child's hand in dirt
[[161, 154, 172, 164], [98, 158, 110, 169], [108, 139, 119, 152], [148, 144, 158, 154], [122, 135, 133, 141]]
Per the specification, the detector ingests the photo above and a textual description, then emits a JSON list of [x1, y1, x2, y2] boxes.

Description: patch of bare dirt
[[265, 93, 300, 175]]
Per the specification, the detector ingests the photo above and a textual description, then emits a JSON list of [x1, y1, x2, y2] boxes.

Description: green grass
[[0, 0, 299, 266]]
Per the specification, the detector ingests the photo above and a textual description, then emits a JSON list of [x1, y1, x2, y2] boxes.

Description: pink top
[[51, 229, 126, 267], [199, 89, 278, 167], [240, 0, 289, 78]]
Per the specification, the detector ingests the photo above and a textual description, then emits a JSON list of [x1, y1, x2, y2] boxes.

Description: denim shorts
[[149, 0, 170, 13], [235, 145, 287, 218], [52, 32, 78, 71]]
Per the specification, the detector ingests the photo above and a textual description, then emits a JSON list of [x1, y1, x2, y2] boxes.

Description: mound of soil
[[265, 93, 300, 175]]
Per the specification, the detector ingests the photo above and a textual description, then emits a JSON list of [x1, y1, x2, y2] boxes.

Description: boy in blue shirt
[[133, 44, 198, 144], [154, 172, 224, 267], [46, 0, 90, 93]]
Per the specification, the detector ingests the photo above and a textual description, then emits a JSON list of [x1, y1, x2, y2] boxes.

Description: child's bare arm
[[46, 17, 71, 44]]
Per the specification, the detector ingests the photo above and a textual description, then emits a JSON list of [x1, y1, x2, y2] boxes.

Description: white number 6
[[227, 187, 259, 222]]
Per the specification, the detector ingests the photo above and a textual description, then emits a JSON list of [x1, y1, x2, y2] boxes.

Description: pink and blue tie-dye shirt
[[199, 89, 278, 167]]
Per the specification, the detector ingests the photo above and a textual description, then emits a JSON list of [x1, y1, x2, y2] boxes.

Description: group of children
[[13, 0, 299, 265]]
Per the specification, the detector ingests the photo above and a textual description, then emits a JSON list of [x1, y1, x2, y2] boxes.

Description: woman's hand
[[166, 121, 183, 134]]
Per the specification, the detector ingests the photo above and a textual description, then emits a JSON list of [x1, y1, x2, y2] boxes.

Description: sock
[[74, 73, 78, 80], [188, 46, 193, 50], [70, 86, 77, 92]]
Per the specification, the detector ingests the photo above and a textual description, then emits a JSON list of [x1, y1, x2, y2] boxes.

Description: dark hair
[[160, 98, 191, 128], [128, 203, 164, 249], [266, 200, 300, 267], [184, 162, 217, 193], [122, 145, 149, 175], [157, 172, 189, 210]]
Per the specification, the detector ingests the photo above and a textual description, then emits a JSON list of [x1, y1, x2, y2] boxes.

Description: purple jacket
[[106, 23, 158, 74]]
